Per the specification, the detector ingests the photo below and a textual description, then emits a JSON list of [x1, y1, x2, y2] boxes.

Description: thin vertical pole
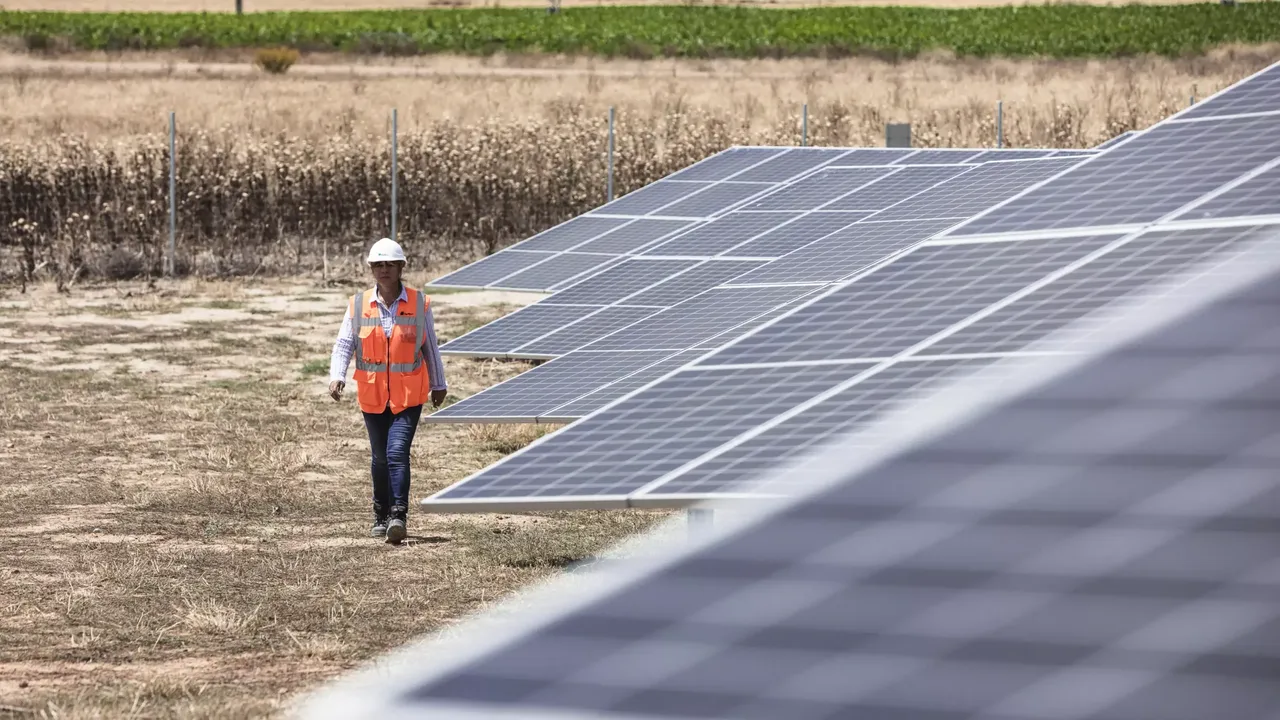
[[997, 101, 1004, 149], [801, 103, 808, 147], [390, 108, 398, 243], [607, 106, 615, 203], [167, 111, 176, 277]]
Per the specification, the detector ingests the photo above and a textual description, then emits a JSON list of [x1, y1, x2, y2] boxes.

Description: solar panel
[[727, 148, 852, 182], [952, 114, 1280, 236], [1094, 131, 1136, 150], [513, 215, 633, 252], [428, 249, 555, 288], [893, 148, 984, 164], [1176, 62, 1280, 120], [545, 349, 708, 421], [967, 149, 1061, 163], [1175, 163, 1280, 221], [723, 212, 871, 258], [664, 147, 786, 181], [542, 259, 698, 306], [724, 218, 963, 286], [306, 227, 1280, 720], [490, 253, 623, 292], [569, 219, 698, 254], [640, 212, 801, 257], [821, 165, 972, 212], [869, 157, 1081, 223], [655, 182, 774, 218], [589, 180, 710, 216], [439, 304, 603, 356], [514, 306, 661, 357], [741, 168, 896, 212], [429, 350, 676, 422], [622, 260, 769, 306]]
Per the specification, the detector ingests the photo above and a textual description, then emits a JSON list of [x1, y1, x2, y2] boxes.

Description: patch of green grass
[[1, 5, 1278, 59], [300, 358, 329, 377]]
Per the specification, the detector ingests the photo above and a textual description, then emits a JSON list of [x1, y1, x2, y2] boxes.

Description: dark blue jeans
[[362, 403, 423, 511]]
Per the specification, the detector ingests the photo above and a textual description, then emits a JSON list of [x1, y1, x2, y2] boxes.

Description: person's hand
[[329, 380, 345, 401], [431, 388, 448, 407]]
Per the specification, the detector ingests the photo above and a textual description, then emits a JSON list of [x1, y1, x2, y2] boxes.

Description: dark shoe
[[370, 506, 389, 538], [386, 506, 407, 544]]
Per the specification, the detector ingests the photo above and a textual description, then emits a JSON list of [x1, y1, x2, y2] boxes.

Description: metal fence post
[[997, 101, 1004, 148], [802, 103, 808, 147], [167, 111, 176, 277], [390, 108, 398, 243], [607, 106, 615, 203]]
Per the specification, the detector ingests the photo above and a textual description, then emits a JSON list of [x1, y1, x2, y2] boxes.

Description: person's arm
[[421, 305, 448, 405], [328, 302, 357, 400]]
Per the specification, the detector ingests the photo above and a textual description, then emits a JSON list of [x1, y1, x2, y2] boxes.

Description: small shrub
[[254, 47, 300, 75]]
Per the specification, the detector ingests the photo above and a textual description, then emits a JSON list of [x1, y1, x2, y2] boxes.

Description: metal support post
[[801, 103, 808, 147], [167, 111, 176, 277], [607, 106, 615, 203], [390, 108, 398, 243], [235, 0, 242, 13], [997, 101, 1004, 148]]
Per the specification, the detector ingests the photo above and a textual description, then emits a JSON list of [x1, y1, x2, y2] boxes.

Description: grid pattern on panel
[[516, 306, 661, 356], [830, 149, 917, 165], [725, 212, 869, 259], [955, 115, 1280, 236], [543, 259, 697, 306], [430, 351, 674, 420], [893, 149, 984, 164], [727, 218, 960, 285], [1095, 131, 1136, 149], [1177, 164, 1280, 221], [429, 250, 553, 288], [583, 286, 820, 352], [622, 260, 768, 307], [515, 216, 633, 252], [709, 235, 1121, 365], [666, 147, 785, 181], [730, 148, 851, 183], [547, 349, 707, 419], [591, 181, 708, 216], [871, 158, 1080, 223], [493, 253, 621, 291], [431, 363, 858, 499], [657, 183, 773, 219], [439, 304, 602, 354], [741, 168, 896, 212], [967, 150, 1060, 163], [1177, 62, 1280, 120], [402, 259, 1280, 720], [656, 357, 1000, 496], [571, 220, 696, 254], [641, 213, 799, 257], [931, 224, 1280, 356], [824, 165, 972, 212]]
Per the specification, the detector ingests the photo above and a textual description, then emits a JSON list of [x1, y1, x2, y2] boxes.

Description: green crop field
[[1, 3, 1278, 59]]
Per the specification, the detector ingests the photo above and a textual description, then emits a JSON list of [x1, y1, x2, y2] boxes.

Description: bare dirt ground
[[0, 273, 670, 718], [0, 0, 1220, 11]]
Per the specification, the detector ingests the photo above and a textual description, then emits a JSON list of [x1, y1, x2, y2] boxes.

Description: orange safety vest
[[351, 286, 432, 414]]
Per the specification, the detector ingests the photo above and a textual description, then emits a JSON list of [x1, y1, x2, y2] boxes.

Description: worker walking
[[328, 238, 447, 543]]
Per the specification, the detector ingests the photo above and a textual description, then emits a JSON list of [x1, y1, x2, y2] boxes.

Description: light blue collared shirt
[[329, 285, 447, 392]]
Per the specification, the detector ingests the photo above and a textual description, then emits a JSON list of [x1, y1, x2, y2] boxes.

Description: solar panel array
[[420, 61, 1280, 512], [302, 216, 1280, 720]]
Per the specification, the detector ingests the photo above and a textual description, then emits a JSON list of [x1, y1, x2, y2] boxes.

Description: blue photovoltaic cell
[[590, 181, 708, 216], [1094, 131, 1137, 149], [429, 350, 674, 421], [622, 260, 767, 307], [514, 216, 632, 252], [583, 285, 820, 352], [641, 212, 799, 257], [430, 363, 859, 499], [655, 182, 773, 218], [1176, 165, 1280, 221], [429, 249, 554, 288], [871, 157, 1081, 223], [823, 165, 972, 212], [543, 258, 697, 306], [491, 253, 622, 291], [741, 168, 896, 211], [570, 219, 696, 254], [439, 304, 603, 354], [930, 224, 1280, 355], [726, 218, 960, 285], [893, 149, 984, 164], [725, 212, 870, 258], [546, 349, 707, 419], [967, 149, 1060, 163], [1177, 62, 1280, 120], [657, 357, 987, 496], [730, 148, 851, 183], [665, 147, 785, 182], [954, 114, 1280, 236], [828, 149, 917, 165], [515, 305, 660, 356], [708, 234, 1121, 365]]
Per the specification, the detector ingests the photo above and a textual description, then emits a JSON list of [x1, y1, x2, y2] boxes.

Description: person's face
[[371, 261, 402, 285]]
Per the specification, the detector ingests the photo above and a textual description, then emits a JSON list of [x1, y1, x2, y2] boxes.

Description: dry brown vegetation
[[0, 274, 667, 717], [2, 49, 1272, 288], [0, 0, 1224, 11]]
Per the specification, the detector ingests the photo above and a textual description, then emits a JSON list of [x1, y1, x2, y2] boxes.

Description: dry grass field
[[0, 272, 671, 718]]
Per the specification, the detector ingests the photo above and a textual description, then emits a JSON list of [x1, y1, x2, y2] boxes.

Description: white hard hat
[[367, 237, 406, 264]]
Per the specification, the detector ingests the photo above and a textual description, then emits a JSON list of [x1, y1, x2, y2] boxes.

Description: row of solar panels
[[417, 61, 1280, 512]]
